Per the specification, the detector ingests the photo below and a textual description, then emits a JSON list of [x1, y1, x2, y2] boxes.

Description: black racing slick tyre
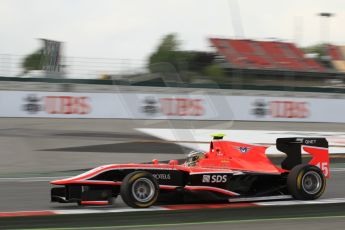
[[287, 164, 326, 200], [120, 171, 159, 208]]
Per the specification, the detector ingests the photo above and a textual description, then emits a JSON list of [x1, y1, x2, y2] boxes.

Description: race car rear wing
[[276, 137, 330, 178]]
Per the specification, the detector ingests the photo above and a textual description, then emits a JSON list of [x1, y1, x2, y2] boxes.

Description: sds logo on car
[[202, 175, 227, 183]]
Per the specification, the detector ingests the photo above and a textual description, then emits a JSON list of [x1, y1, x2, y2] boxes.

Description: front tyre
[[287, 164, 326, 200], [120, 171, 159, 208]]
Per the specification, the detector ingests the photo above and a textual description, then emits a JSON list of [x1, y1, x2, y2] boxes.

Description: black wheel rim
[[302, 171, 322, 195], [131, 178, 155, 202]]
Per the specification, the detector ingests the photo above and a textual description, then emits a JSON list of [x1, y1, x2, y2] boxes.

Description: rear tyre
[[120, 171, 159, 208], [287, 164, 326, 200]]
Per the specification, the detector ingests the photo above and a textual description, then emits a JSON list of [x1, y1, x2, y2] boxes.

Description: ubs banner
[[126, 93, 231, 120], [227, 96, 344, 122], [0, 90, 344, 123], [1, 91, 128, 118]]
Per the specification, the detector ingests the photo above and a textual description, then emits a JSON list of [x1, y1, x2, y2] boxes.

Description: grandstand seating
[[304, 59, 325, 72], [259, 41, 286, 57], [210, 38, 325, 72], [228, 39, 255, 54], [284, 43, 305, 59], [341, 46, 345, 58]]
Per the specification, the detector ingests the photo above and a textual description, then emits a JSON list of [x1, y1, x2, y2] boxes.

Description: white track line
[[0, 176, 68, 182], [257, 197, 345, 206], [54, 206, 167, 215], [0, 197, 344, 217], [41, 197, 345, 215], [229, 195, 292, 203], [331, 168, 345, 172]]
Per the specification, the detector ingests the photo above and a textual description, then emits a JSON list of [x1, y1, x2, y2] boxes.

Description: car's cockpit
[[185, 151, 206, 167]]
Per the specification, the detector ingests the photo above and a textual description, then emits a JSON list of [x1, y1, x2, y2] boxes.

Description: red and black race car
[[51, 135, 330, 208]]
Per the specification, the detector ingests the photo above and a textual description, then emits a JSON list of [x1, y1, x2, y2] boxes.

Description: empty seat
[[304, 59, 325, 72], [286, 43, 305, 59], [228, 40, 255, 54], [273, 57, 303, 70], [340, 46, 345, 59], [328, 45, 343, 60], [246, 55, 273, 68], [259, 42, 286, 57]]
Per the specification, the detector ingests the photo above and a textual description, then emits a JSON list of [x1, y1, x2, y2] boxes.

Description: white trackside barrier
[[0, 90, 344, 123]]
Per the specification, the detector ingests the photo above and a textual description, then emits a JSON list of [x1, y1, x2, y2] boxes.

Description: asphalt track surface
[[0, 118, 344, 229]]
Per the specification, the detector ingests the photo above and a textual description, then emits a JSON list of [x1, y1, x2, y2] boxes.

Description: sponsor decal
[[214, 148, 224, 157], [202, 175, 211, 183], [22, 94, 91, 115], [202, 175, 227, 183], [252, 99, 309, 119], [141, 97, 159, 115], [44, 96, 91, 114], [304, 139, 317, 145], [160, 98, 204, 116], [270, 100, 309, 118], [23, 94, 42, 114], [141, 96, 204, 116], [153, 174, 171, 180], [234, 146, 251, 153], [252, 100, 267, 117]]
